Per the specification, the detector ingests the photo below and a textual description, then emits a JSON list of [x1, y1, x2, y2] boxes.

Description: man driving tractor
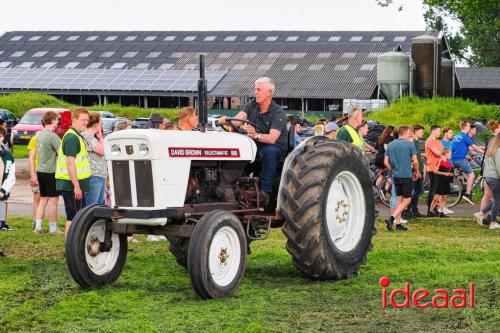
[[219, 77, 287, 206]]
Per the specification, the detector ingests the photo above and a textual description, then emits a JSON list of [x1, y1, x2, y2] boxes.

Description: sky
[[0, 0, 427, 32]]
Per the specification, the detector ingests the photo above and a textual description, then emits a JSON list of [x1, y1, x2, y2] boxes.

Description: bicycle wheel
[[378, 177, 392, 208], [446, 178, 462, 208]]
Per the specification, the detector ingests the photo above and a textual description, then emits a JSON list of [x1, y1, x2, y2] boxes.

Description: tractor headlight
[[139, 143, 149, 155], [111, 144, 121, 156]]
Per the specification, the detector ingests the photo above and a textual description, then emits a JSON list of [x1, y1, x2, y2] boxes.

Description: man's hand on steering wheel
[[242, 123, 257, 139], [218, 117, 264, 137]]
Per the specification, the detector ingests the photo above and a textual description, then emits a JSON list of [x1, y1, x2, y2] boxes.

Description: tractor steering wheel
[[220, 117, 265, 136]]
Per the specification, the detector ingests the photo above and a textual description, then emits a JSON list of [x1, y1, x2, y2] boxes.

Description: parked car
[[102, 117, 128, 136], [207, 115, 222, 131], [12, 108, 71, 144], [96, 111, 116, 119], [132, 117, 150, 129]]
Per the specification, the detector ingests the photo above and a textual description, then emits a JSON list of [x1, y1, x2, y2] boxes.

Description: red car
[[13, 108, 72, 144]]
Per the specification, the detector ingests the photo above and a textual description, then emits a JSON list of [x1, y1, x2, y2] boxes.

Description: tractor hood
[[104, 129, 257, 162]]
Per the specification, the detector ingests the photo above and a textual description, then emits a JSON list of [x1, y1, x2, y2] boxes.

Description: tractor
[[65, 56, 376, 299]]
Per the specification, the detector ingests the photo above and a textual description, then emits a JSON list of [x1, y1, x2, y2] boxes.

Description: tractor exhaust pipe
[[198, 55, 208, 133]]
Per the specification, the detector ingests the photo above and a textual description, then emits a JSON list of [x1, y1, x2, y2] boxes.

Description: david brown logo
[[379, 276, 475, 309]]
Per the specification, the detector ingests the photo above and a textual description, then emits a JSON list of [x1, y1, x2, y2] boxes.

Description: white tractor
[[65, 57, 376, 299]]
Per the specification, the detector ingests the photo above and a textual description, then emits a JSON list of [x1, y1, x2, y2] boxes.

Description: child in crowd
[[430, 148, 454, 218], [0, 127, 16, 231]]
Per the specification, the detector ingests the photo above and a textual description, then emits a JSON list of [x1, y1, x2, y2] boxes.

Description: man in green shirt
[[408, 125, 425, 217], [336, 108, 364, 150], [34, 111, 62, 234], [55, 108, 90, 238]]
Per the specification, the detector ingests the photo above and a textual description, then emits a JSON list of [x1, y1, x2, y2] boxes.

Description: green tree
[[375, 0, 500, 66]]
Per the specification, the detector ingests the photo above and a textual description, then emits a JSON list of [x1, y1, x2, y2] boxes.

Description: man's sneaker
[[33, 228, 43, 234], [0, 224, 13, 231], [49, 229, 63, 235], [396, 224, 408, 231], [444, 208, 454, 214], [439, 213, 449, 218], [462, 194, 474, 205], [474, 212, 485, 226], [385, 216, 395, 231], [412, 211, 425, 218], [400, 218, 408, 224], [489, 222, 500, 229]]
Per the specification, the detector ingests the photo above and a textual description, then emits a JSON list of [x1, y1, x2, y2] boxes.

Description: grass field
[[12, 144, 29, 159], [0, 216, 498, 332]]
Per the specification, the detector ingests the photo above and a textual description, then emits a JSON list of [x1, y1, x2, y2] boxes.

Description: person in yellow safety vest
[[55, 108, 91, 239], [336, 108, 364, 150]]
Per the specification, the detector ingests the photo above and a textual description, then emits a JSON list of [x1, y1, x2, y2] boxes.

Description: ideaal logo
[[379, 277, 475, 309]]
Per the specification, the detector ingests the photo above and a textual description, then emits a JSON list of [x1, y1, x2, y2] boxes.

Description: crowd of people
[[379, 120, 500, 231], [0, 76, 498, 236]]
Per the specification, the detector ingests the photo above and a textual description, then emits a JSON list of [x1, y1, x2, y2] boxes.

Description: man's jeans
[[85, 175, 106, 206], [258, 144, 285, 194]]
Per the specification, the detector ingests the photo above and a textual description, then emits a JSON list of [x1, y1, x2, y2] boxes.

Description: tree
[[375, 0, 500, 66]]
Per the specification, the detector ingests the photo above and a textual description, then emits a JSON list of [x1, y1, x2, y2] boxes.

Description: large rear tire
[[65, 205, 128, 287], [280, 139, 376, 280], [187, 210, 247, 299]]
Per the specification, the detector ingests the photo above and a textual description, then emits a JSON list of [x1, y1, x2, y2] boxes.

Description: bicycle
[[377, 169, 464, 209], [446, 153, 484, 207]]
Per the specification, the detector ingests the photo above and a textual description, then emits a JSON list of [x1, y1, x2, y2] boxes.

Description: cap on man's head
[[325, 122, 339, 133]]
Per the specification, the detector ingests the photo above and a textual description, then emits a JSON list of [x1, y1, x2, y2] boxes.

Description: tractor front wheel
[[166, 236, 190, 268], [187, 210, 247, 299], [65, 205, 128, 287]]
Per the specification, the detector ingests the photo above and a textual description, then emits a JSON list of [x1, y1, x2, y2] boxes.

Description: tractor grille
[[112, 161, 132, 207], [134, 160, 154, 207], [111, 160, 154, 207]]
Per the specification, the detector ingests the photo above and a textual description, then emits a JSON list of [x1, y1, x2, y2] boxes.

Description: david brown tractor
[[65, 56, 376, 299]]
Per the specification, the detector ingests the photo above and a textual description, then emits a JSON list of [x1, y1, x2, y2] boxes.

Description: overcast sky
[[0, 0, 426, 32]]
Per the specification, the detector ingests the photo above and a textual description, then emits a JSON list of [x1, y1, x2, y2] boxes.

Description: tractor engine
[[185, 161, 251, 206]]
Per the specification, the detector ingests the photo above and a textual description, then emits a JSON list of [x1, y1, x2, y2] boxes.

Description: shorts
[[59, 190, 86, 221], [37, 172, 58, 197], [453, 160, 472, 175], [393, 177, 413, 198]]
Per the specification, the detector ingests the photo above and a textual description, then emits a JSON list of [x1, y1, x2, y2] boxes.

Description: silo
[[439, 58, 454, 97], [376, 51, 410, 103], [411, 35, 440, 98]]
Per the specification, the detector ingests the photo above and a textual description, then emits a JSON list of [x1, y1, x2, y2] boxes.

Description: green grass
[[12, 144, 29, 159], [0, 92, 180, 120], [367, 97, 499, 137], [0, 216, 498, 332]]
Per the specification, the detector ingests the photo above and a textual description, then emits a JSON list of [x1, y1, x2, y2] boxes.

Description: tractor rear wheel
[[280, 139, 376, 280], [166, 236, 190, 268]]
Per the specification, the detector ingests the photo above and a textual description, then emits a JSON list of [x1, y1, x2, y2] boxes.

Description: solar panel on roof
[[0, 67, 226, 93]]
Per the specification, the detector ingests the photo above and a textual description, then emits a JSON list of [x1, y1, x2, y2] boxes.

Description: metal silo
[[439, 58, 454, 97], [411, 35, 440, 98], [376, 51, 410, 103]]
